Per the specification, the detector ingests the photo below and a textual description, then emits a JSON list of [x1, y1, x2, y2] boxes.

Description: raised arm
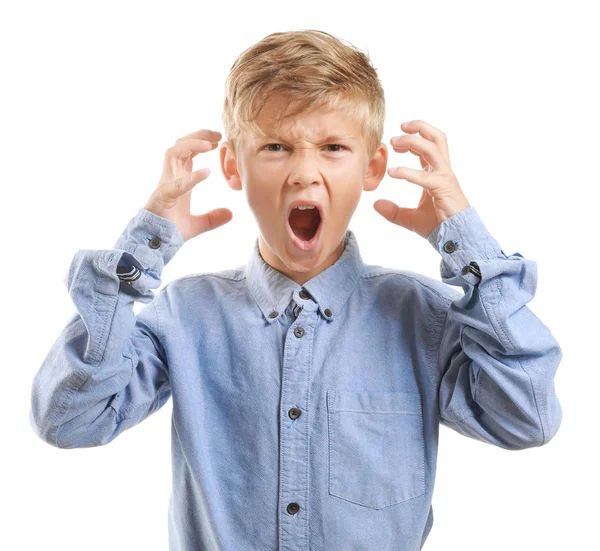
[[428, 206, 562, 450], [29, 128, 231, 448], [29, 209, 184, 448], [377, 119, 562, 450]]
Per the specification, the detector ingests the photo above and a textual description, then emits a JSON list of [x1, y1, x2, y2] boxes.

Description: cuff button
[[461, 262, 482, 278], [443, 240, 458, 253], [149, 236, 162, 249]]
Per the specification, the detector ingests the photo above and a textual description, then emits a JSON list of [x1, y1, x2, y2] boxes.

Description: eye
[[263, 143, 286, 152], [262, 143, 348, 152]]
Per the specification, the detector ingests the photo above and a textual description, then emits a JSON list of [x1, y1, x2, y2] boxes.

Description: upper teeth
[[294, 205, 315, 210]]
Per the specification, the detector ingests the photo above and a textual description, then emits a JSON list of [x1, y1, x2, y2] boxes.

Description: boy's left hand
[[374, 120, 471, 239]]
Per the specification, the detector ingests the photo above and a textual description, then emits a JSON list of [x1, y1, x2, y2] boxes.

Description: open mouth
[[288, 206, 322, 241], [286, 205, 323, 251]]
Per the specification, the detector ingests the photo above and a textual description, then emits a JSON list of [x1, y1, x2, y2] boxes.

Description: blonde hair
[[221, 29, 386, 162]]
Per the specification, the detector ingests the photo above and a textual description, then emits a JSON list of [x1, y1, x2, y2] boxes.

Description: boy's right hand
[[144, 129, 233, 242]]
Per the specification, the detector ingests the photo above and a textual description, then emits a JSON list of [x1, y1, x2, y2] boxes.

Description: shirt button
[[299, 289, 311, 300], [324, 308, 332, 317], [268, 311, 279, 319], [443, 240, 457, 253], [288, 407, 301, 420], [294, 326, 305, 338], [287, 502, 300, 515], [149, 236, 162, 249]]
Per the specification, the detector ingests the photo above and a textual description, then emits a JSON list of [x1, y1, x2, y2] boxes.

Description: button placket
[[279, 288, 317, 546]]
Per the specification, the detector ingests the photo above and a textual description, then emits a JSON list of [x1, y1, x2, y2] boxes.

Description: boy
[[29, 29, 562, 550]]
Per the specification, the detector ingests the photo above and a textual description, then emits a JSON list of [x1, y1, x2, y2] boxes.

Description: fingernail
[[402, 121, 411, 127]]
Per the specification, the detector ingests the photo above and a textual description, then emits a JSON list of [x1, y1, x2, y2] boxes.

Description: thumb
[[373, 199, 416, 232], [189, 208, 233, 239]]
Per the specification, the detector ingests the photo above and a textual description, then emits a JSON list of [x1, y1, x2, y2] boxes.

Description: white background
[[2, 1, 598, 549]]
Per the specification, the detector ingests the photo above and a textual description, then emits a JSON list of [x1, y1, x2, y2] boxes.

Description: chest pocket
[[326, 390, 425, 510]]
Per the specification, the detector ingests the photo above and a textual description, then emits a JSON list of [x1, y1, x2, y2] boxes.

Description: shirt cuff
[[427, 206, 506, 285], [109, 208, 184, 292]]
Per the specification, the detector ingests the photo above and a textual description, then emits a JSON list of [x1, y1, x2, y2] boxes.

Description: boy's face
[[220, 94, 388, 286]]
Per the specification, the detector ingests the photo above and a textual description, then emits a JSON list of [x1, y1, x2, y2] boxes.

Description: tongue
[[289, 208, 321, 241]]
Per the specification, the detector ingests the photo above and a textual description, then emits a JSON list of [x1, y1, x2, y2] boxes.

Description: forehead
[[249, 96, 363, 143]]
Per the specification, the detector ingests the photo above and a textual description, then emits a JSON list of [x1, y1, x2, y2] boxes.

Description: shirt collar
[[245, 229, 365, 324]]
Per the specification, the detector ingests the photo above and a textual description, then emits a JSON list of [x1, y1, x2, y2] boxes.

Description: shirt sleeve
[[29, 208, 185, 449], [427, 206, 563, 450]]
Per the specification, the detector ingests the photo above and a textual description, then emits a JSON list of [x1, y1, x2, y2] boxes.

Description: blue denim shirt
[[30, 206, 562, 551]]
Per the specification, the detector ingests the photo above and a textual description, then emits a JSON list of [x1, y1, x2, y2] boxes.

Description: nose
[[288, 148, 323, 187]]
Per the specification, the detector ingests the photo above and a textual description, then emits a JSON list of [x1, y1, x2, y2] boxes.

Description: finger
[[387, 165, 443, 191], [419, 154, 432, 172], [190, 208, 233, 238], [389, 135, 445, 172], [175, 129, 222, 144], [160, 168, 211, 200], [398, 120, 450, 165], [167, 138, 216, 161], [391, 141, 433, 172], [397, 148, 431, 172], [373, 199, 416, 232]]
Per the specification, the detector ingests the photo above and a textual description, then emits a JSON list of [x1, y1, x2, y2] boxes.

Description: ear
[[363, 142, 388, 192], [220, 141, 243, 191]]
